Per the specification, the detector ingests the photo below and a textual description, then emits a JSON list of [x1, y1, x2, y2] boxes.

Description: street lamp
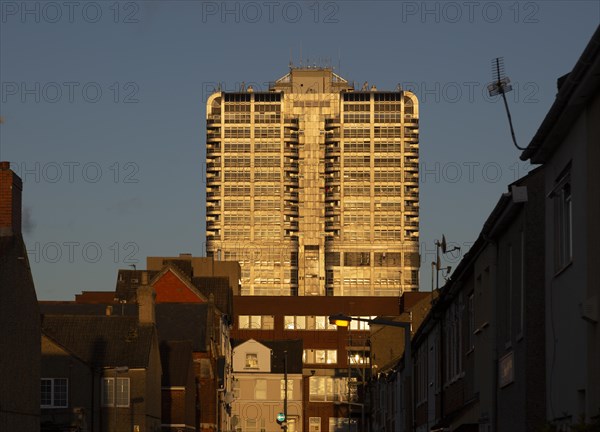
[[328, 314, 413, 430]]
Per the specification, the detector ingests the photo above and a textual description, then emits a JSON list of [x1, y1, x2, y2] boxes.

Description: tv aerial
[[488, 57, 526, 151]]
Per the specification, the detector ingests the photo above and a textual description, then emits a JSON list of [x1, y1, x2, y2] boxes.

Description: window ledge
[[553, 260, 573, 278]]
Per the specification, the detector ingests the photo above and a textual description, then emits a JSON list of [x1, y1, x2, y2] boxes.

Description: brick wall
[[154, 270, 205, 303]]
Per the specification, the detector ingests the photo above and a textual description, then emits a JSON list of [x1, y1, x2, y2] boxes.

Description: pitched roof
[[39, 302, 212, 353], [160, 340, 194, 387], [521, 25, 600, 163], [42, 315, 155, 368], [114, 267, 231, 316], [192, 276, 233, 317], [115, 269, 160, 302], [233, 339, 303, 374]]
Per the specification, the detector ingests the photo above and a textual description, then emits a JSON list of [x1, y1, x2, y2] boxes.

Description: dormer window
[[245, 353, 258, 369]]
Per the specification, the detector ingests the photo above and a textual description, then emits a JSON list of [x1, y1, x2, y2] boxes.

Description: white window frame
[[41, 378, 68, 408], [551, 169, 573, 272], [254, 379, 267, 400], [102, 377, 130, 407]]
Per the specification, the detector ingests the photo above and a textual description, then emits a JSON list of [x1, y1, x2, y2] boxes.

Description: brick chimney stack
[[0, 161, 22, 237], [137, 272, 156, 325]]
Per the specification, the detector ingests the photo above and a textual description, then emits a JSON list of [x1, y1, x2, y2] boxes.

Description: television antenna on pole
[[487, 57, 526, 151]]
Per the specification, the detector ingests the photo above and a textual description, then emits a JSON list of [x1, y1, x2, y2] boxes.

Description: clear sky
[[1, 1, 598, 299]]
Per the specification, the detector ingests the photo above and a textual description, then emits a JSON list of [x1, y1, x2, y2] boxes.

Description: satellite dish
[[232, 416, 239, 427], [224, 392, 234, 404], [441, 235, 447, 254]]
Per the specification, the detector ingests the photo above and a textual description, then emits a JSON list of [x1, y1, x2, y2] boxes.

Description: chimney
[[0, 161, 23, 237], [137, 272, 156, 325]]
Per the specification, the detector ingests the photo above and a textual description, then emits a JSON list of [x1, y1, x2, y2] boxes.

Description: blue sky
[[1, 1, 598, 299]]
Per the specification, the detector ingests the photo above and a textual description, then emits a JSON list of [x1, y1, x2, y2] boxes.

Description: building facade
[[368, 168, 547, 432], [231, 339, 304, 432], [41, 286, 163, 432], [521, 24, 600, 428], [0, 161, 41, 432], [205, 67, 420, 296], [231, 293, 430, 432]]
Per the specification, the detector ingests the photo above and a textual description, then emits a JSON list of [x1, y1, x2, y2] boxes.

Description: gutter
[[521, 25, 600, 163]]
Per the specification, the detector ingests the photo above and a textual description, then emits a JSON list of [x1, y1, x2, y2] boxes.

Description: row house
[[520, 24, 600, 428], [416, 167, 545, 432], [0, 161, 41, 431], [40, 256, 237, 432], [369, 292, 438, 432], [231, 339, 304, 432], [41, 285, 162, 432], [370, 24, 600, 432], [369, 167, 546, 432]]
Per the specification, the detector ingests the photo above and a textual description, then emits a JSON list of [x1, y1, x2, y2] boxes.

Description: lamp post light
[[328, 314, 413, 431], [113, 366, 129, 432]]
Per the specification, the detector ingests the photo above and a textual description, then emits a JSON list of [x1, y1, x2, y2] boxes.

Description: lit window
[[329, 418, 357, 432], [284, 316, 306, 330], [303, 349, 337, 364], [280, 379, 293, 400], [245, 353, 259, 369], [239, 315, 274, 330], [40, 378, 68, 408], [308, 376, 350, 402]]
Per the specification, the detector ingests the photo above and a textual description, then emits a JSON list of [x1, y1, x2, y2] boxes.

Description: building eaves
[[521, 25, 600, 163]]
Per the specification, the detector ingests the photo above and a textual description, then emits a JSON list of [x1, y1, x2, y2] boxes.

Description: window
[[348, 350, 369, 365], [416, 344, 427, 405], [41, 378, 68, 408], [254, 379, 267, 400], [303, 349, 337, 364], [349, 317, 375, 330], [284, 315, 306, 330], [238, 315, 274, 330], [280, 379, 293, 399], [329, 418, 357, 432], [518, 231, 525, 336], [232, 379, 240, 399], [246, 418, 257, 432], [245, 353, 259, 369], [444, 295, 463, 384], [309, 377, 349, 402], [309, 417, 322, 432], [468, 293, 475, 350], [102, 378, 130, 407], [552, 169, 572, 271]]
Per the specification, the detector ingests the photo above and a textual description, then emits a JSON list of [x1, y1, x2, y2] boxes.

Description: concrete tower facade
[[206, 68, 419, 296]]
